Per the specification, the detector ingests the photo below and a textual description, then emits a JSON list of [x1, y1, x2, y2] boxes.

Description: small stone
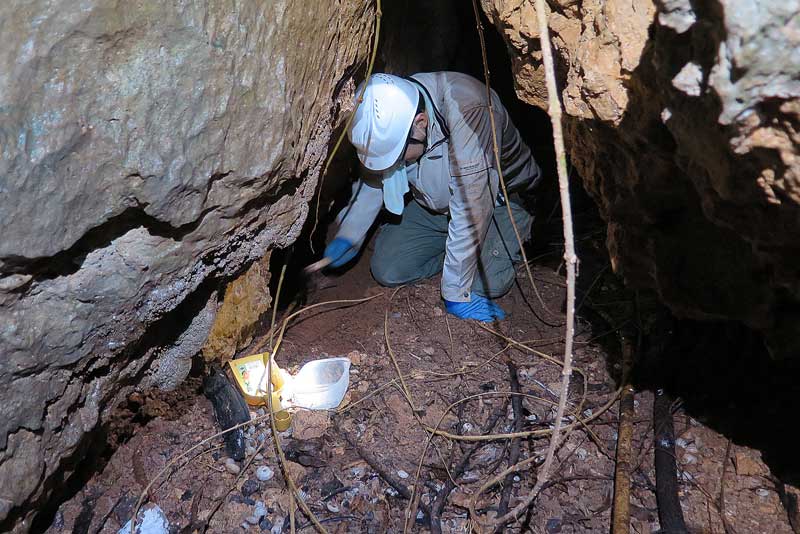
[[255, 454, 264, 461], [576, 448, 588, 461], [397, 469, 409, 479], [326, 502, 340, 513], [117, 504, 169, 534], [513, 475, 520, 482], [385, 487, 399, 497], [391, 311, 402, 318], [241, 479, 260, 497], [461, 470, 479, 483], [422, 347, 435, 356], [225, 458, 241, 475], [433, 307, 444, 317], [253, 501, 268, 519], [259, 516, 273, 531], [256, 466, 274, 482], [683, 454, 697, 465], [756, 488, 770, 498], [242, 521, 251, 530], [246, 445, 257, 456], [546, 517, 562, 533]]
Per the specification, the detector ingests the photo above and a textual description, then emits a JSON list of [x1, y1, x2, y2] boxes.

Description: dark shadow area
[[637, 319, 800, 484], [588, 0, 800, 488]]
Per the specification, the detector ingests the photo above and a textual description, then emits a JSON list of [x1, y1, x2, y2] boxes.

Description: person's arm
[[325, 177, 384, 267], [335, 178, 383, 248], [441, 105, 499, 302]]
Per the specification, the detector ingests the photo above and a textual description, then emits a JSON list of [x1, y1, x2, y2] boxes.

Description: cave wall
[[0, 1, 373, 530], [482, 0, 800, 357]]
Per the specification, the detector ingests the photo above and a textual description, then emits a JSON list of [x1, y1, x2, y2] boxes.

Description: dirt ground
[[45, 220, 798, 534]]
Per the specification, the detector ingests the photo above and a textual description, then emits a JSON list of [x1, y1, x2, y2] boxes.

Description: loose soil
[[46, 221, 797, 534]]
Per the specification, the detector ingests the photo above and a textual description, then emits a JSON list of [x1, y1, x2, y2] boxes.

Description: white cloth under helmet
[[348, 74, 419, 171]]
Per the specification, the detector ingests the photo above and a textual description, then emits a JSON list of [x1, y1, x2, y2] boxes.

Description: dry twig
[[469, 0, 581, 526], [612, 336, 635, 533], [469, 0, 559, 321], [718, 439, 738, 534], [309, 0, 382, 248]]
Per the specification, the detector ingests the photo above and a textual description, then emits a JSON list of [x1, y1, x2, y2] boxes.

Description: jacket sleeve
[[441, 104, 500, 302], [334, 178, 384, 248]]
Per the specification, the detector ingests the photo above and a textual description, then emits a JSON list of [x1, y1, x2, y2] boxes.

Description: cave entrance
[[267, 0, 569, 311]]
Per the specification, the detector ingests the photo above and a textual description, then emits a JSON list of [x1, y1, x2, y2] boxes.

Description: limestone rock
[[483, 0, 800, 357], [0, 1, 374, 531]]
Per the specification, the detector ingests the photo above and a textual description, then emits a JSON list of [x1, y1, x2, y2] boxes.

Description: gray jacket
[[335, 71, 540, 302]]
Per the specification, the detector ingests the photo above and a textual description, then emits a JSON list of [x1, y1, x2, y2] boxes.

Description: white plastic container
[[282, 357, 351, 410]]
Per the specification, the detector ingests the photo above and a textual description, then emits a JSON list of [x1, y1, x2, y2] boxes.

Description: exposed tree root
[[653, 389, 689, 533]]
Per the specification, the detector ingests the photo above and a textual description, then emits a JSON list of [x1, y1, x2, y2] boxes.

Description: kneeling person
[[324, 72, 541, 322]]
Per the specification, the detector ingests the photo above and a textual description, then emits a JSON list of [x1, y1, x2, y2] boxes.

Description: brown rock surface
[[0, 1, 373, 530], [482, 0, 800, 356], [202, 252, 272, 363]]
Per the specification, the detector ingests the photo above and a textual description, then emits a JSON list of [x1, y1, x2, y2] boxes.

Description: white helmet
[[348, 74, 419, 171]]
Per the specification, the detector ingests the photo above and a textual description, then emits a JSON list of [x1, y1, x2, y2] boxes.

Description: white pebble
[[326, 502, 340, 513], [576, 448, 588, 461], [224, 458, 241, 475], [397, 469, 409, 479], [256, 466, 274, 482], [254, 501, 267, 519], [756, 488, 770, 498]]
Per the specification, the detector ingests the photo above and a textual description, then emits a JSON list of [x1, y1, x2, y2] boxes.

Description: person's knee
[[370, 254, 410, 287], [473, 262, 516, 299]]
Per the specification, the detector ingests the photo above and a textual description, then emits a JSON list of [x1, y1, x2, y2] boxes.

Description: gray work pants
[[370, 198, 533, 298]]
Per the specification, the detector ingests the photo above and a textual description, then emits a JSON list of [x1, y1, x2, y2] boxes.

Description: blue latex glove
[[324, 237, 358, 268], [444, 295, 506, 322]]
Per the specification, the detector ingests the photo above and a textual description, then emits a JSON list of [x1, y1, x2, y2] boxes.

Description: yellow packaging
[[228, 353, 291, 431]]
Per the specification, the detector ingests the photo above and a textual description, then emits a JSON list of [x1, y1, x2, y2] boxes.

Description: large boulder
[[482, 0, 800, 357], [0, 1, 373, 530]]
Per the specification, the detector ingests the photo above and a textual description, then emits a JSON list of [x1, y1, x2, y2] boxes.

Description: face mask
[[381, 162, 409, 215]]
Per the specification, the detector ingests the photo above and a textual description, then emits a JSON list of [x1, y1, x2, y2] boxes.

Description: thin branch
[[469, 0, 579, 527], [309, 0, 383, 249], [470, 0, 559, 320], [612, 337, 635, 533]]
